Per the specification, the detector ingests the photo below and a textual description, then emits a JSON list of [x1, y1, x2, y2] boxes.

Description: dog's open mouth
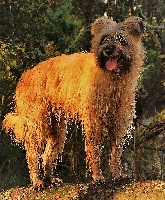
[[105, 54, 125, 71], [101, 47, 124, 71], [99, 47, 130, 74], [105, 56, 118, 70]]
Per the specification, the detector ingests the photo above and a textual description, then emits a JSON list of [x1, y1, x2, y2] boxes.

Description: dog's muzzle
[[98, 44, 132, 75], [100, 44, 123, 71]]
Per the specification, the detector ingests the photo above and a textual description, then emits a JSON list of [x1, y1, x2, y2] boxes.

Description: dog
[[3, 16, 145, 190]]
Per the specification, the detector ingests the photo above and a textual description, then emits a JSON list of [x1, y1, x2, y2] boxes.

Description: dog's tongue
[[106, 57, 118, 70]]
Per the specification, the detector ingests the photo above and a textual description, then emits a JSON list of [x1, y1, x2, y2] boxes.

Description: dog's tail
[[2, 113, 32, 142]]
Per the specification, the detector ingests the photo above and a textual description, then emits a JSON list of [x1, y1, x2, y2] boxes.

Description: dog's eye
[[100, 35, 110, 44], [117, 34, 128, 46], [100, 35, 114, 44]]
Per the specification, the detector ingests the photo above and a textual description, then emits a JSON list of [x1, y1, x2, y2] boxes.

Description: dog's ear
[[91, 17, 116, 35], [124, 16, 146, 36]]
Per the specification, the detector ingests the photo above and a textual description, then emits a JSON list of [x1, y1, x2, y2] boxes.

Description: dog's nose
[[104, 45, 116, 56]]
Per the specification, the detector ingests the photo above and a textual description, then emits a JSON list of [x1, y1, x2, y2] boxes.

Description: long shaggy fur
[[3, 16, 145, 190]]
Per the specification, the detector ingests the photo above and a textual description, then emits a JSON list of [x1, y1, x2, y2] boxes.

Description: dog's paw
[[44, 176, 63, 186], [92, 174, 105, 184], [50, 177, 63, 185], [33, 179, 45, 191], [112, 173, 133, 186], [94, 179, 106, 185]]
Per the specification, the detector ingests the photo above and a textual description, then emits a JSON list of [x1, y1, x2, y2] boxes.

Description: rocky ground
[[1, 179, 165, 200]]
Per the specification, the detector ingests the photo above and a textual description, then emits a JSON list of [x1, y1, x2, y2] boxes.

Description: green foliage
[[0, 0, 85, 76], [0, 48, 17, 127], [107, 1, 131, 21], [133, 110, 165, 180], [0, 0, 49, 78], [0, 133, 30, 187], [44, 0, 83, 54]]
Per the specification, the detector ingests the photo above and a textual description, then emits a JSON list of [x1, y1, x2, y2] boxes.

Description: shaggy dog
[[3, 16, 145, 190]]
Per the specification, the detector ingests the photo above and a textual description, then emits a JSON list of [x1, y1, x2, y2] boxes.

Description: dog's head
[[91, 16, 146, 75]]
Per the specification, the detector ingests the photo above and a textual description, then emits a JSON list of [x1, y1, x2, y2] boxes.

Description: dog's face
[[91, 17, 146, 75]]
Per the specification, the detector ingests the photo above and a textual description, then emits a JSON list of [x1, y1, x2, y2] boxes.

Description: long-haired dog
[[3, 16, 145, 190]]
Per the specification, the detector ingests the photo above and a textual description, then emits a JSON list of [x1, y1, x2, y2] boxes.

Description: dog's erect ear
[[124, 16, 146, 36], [91, 17, 116, 35]]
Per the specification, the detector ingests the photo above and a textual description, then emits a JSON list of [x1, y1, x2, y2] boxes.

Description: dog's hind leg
[[41, 114, 66, 184], [25, 135, 45, 190]]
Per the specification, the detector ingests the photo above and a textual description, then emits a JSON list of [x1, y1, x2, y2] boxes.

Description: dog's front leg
[[109, 135, 126, 179], [85, 125, 104, 182]]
